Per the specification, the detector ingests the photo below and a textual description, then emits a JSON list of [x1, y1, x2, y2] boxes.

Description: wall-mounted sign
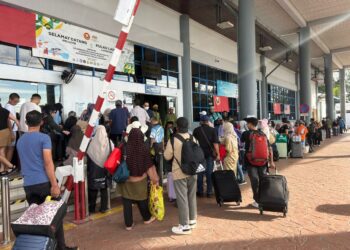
[[300, 104, 310, 114], [284, 104, 290, 115], [141, 61, 162, 80], [145, 84, 161, 95], [32, 14, 135, 74], [107, 90, 117, 102], [273, 103, 282, 114], [217, 80, 238, 98]]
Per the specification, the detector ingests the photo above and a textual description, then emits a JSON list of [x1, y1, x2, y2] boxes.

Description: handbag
[[104, 142, 122, 175], [112, 156, 129, 183], [11, 196, 67, 238], [149, 184, 165, 221]]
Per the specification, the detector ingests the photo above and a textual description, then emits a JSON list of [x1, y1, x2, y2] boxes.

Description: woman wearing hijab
[[118, 128, 159, 230], [259, 119, 270, 139], [222, 122, 239, 175], [87, 125, 114, 213]]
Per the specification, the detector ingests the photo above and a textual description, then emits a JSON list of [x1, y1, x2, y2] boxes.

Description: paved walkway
[[5, 134, 350, 250]]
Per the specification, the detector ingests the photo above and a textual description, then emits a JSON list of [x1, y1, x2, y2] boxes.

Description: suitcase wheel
[[236, 202, 240, 206], [283, 207, 287, 217], [259, 207, 263, 215]]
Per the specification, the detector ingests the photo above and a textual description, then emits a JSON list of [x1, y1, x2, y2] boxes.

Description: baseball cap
[[200, 115, 210, 122]]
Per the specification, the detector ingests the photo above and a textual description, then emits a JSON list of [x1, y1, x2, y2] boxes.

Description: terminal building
[[0, 0, 348, 127]]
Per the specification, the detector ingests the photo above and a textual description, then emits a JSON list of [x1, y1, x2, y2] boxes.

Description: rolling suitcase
[[211, 162, 242, 207], [291, 142, 303, 158], [258, 169, 289, 217], [13, 234, 56, 250]]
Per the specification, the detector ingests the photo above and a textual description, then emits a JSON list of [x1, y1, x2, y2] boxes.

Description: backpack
[[172, 134, 205, 175], [246, 131, 270, 167]]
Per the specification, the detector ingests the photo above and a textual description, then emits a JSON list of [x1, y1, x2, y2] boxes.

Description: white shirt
[[5, 103, 17, 132], [130, 106, 150, 126], [19, 102, 41, 132]]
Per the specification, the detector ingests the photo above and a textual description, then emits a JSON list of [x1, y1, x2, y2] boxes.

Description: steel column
[[299, 26, 312, 121], [324, 54, 335, 120], [180, 15, 193, 127], [238, 0, 257, 119]]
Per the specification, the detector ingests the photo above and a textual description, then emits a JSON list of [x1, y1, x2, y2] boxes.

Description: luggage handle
[[214, 160, 223, 171]]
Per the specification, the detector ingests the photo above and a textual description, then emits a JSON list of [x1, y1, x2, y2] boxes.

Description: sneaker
[[171, 225, 192, 235], [189, 220, 197, 229], [251, 201, 259, 209], [239, 180, 247, 185]]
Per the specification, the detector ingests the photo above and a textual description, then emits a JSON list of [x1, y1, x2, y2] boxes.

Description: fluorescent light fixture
[[259, 46, 273, 52], [217, 21, 234, 29]]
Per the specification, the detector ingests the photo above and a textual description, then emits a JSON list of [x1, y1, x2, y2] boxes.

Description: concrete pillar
[[260, 54, 268, 119], [295, 71, 300, 119], [180, 15, 193, 127], [339, 67, 346, 122], [299, 27, 312, 120], [238, 0, 257, 119], [324, 53, 334, 120]]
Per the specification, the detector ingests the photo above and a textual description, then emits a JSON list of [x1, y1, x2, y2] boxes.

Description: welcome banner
[[32, 14, 135, 74]]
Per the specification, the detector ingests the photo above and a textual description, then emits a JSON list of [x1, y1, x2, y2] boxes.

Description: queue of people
[[2, 92, 347, 244]]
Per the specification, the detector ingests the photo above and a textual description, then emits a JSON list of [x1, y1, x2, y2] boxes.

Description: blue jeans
[[237, 163, 245, 182], [197, 157, 214, 195]]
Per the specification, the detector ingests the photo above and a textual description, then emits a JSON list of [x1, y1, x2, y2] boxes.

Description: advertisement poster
[[32, 14, 135, 74], [273, 103, 282, 114], [284, 104, 290, 115], [217, 80, 238, 98]]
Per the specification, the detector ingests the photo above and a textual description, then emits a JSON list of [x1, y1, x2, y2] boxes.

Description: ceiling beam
[[308, 12, 350, 26], [331, 46, 350, 54], [275, 0, 306, 27], [274, 0, 343, 69]]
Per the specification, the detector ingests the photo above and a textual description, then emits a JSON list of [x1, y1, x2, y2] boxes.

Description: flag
[[0, 5, 36, 47], [213, 96, 229, 112], [273, 103, 282, 115]]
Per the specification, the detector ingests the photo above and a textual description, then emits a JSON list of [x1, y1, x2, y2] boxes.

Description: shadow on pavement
[[151, 231, 350, 250], [316, 204, 350, 216]]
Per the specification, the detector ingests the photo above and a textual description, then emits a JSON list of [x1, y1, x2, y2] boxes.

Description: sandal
[[126, 223, 135, 231], [144, 217, 156, 225]]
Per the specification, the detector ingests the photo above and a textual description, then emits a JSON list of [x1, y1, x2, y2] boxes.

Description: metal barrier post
[[158, 153, 164, 187], [1, 177, 11, 245], [84, 166, 89, 218], [107, 187, 111, 210]]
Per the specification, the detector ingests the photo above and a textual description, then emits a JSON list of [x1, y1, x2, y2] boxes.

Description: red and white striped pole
[[65, 0, 141, 222]]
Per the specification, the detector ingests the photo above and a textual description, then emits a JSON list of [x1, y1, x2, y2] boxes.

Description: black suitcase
[[291, 142, 303, 158], [258, 172, 289, 217], [211, 166, 242, 207], [13, 234, 56, 250]]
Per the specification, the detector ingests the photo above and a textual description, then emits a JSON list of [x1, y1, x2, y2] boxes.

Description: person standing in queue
[[240, 117, 275, 209], [17, 110, 77, 250], [109, 100, 129, 145], [193, 115, 220, 198]]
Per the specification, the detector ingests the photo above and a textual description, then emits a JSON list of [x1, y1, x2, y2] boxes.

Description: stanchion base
[[72, 217, 90, 225]]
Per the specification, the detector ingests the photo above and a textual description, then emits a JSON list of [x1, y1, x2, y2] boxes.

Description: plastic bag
[[149, 184, 165, 221]]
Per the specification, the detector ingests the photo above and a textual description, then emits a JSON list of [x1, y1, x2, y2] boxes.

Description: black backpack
[[172, 134, 205, 175]]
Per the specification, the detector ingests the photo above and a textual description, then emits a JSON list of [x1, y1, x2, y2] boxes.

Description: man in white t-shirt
[[5, 93, 20, 161], [19, 94, 42, 133], [130, 99, 149, 126]]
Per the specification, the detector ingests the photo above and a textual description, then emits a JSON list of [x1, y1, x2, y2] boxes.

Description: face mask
[[145, 107, 149, 110]]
